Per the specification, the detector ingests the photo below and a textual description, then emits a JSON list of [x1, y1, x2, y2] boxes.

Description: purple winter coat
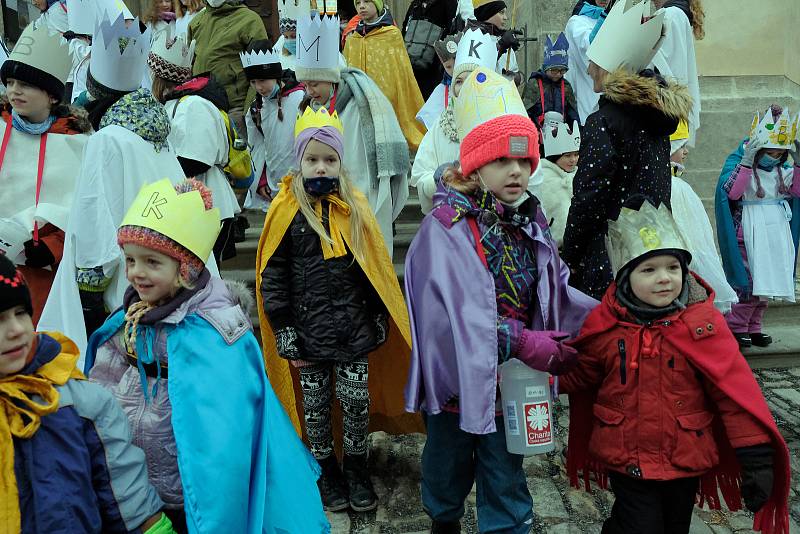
[[404, 189, 598, 434]]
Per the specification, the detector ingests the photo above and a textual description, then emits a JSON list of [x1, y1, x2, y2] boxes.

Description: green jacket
[[189, 2, 267, 110]]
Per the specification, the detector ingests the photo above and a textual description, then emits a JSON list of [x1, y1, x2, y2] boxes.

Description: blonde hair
[[151, 75, 178, 103], [289, 167, 368, 262], [441, 165, 480, 194], [689, 0, 705, 40], [176, 0, 204, 16], [142, 0, 182, 24]]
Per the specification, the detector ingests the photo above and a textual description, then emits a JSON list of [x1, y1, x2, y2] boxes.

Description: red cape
[[565, 277, 790, 534]]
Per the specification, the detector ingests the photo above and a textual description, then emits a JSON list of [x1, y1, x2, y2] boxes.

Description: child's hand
[[736, 444, 774, 512], [275, 326, 301, 359], [742, 137, 765, 167], [517, 330, 578, 375]]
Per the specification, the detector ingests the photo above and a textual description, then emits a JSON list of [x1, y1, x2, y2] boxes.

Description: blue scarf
[[11, 109, 55, 135]]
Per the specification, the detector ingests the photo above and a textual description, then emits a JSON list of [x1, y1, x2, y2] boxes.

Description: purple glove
[[516, 330, 578, 375]]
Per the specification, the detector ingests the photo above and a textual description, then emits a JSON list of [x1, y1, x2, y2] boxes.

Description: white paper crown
[[8, 23, 71, 84], [605, 200, 689, 276], [543, 120, 581, 157], [454, 28, 498, 74], [68, 0, 133, 35], [240, 47, 281, 69], [454, 68, 528, 141], [587, 0, 666, 73], [151, 24, 195, 70], [278, 0, 312, 21], [749, 107, 799, 150], [296, 14, 340, 71], [90, 12, 151, 92]]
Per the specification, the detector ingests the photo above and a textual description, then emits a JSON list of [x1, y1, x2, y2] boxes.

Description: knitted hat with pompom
[[460, 114, 540, 178], [117, 179, 214, 283], [0, 254, 32, 316]]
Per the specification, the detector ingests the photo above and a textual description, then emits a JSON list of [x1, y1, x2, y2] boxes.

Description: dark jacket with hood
[[260, 200, 387, 362], [523, 69, 580, 127], [561, 69, 692, 299]]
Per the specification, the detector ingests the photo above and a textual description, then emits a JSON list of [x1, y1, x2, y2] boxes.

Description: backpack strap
[[466, 217, 488, 269]]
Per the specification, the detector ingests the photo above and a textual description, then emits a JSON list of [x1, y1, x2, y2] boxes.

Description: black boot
[[750, 333, 773, 347], [733, 333, 752, 349], [316, 455, 349, 512], [342, 453, 378, 512], [431, 520, 461, 534]]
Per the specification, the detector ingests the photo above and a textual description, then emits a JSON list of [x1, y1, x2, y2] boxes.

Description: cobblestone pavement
[[324, 367, 800, 533]]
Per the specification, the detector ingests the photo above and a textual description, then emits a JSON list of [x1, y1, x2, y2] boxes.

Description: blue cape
[[714, 138, 800, 292], [86, 311, 330, 534]]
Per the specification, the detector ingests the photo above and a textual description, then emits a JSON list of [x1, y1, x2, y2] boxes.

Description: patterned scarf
[[439, 93, 458, 143], [99, 88, 171, 151]]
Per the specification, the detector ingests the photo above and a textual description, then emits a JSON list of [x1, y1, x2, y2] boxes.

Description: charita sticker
[[524, 401, 552, 446]]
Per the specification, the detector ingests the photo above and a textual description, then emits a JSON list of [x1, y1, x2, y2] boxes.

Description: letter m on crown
[[300, 34, 322, 61]]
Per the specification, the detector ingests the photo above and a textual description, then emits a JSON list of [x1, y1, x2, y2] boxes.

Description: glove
[[374, 314, 388, 345], [143, 512, 178, 534], [79, 289, 108, 338], [736, 445, 774, 513], [741, 136, 765, 167], [516, 329, 578, 375], [275, 326, 301, 360], [24, 239, 56, 268], [497, 29, 522, 55], [788, 139, 800, 167]]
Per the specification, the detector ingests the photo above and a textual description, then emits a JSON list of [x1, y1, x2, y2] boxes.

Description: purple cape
[[403, 199, 598, 434]]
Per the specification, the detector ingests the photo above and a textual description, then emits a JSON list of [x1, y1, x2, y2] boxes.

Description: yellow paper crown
[[454, 68, 528, 141], [120, 179, 221, 262], [605, 200, 690, 277], [294, 106, 344, 138], [669, 120, 689, 142], [749, 107, 799, 150]]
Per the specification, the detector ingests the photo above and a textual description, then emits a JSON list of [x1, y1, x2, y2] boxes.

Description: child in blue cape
[[85, 178, 330, 534]]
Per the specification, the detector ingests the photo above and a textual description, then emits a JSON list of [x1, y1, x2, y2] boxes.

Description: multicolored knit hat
[[0, 254, 32, 316], [117, 179, 217, 283]]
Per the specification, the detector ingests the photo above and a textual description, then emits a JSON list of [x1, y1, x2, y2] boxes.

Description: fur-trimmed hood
[[601, 69, 692, 137]]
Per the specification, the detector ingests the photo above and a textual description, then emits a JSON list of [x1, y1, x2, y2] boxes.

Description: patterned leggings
[[297, 356, 370, 459]]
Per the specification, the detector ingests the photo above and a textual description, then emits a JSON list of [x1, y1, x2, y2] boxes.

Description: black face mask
[[304, 176, 340, 196]]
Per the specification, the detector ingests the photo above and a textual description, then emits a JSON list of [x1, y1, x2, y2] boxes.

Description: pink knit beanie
[[460, 114, 540, 178]]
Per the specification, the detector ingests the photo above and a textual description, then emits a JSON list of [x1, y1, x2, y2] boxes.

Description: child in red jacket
[[560, 199, 791, 534]]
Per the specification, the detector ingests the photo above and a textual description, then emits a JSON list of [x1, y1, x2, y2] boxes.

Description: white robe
[[340, 101, 405, 256], [564, 14, 600, 125], [175, 10, 201, 35], [416, 82, 448, 131], [244, 88, 305, 211], [670, 176, 738, 313], [535, 158, 574, 247], [650, 7, 700, 146], [68, 39, 90, 102], [0, 128, 88, 262], [740, 167, 797, 302], [164, 96, 240, 221], [410, 116, 459, 214], [33, 2, 68, 33], [38, 125, 207, 359]]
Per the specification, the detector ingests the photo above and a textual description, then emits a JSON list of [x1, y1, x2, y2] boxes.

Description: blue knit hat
[[543, 32, 569, 71]]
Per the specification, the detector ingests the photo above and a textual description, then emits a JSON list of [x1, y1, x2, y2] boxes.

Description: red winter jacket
[[560, 275, 770, 480]]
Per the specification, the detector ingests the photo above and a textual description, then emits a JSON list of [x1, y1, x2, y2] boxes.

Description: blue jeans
[[421, 412, 533, 534]]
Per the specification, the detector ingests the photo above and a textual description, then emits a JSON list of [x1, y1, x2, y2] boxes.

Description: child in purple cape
[[403, 68, 596, 534]]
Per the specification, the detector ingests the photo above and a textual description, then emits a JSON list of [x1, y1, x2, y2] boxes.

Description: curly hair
[[142, 0, 180, 25], [689, 0, 705, 40], [176, 0, 205, 17]]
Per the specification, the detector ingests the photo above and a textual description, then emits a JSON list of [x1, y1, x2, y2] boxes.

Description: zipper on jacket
[[617, 339, 627, 385]]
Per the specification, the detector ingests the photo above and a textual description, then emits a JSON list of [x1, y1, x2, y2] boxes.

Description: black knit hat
[[242, 40, 283, 81], [474, 0, 507, 22], [0, 254, 33, 316], [0, 60, 64, 101]]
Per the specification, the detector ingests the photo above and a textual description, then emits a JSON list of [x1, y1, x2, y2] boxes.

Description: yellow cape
[[343, 25, 427, 152], [255, 175, 423, 438]]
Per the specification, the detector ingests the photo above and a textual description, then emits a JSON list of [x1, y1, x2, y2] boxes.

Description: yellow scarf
[[0, 332, 84, 532], [314, 194, 351, 259]]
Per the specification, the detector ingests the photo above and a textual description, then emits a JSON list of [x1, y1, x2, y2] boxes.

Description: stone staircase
[[222, 74, 800, 367]]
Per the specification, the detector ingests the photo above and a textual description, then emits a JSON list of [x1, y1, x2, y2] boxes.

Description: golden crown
[[605, 201, 690, 276], [294, 106, 344, 138], [120, 179, 221, 262]]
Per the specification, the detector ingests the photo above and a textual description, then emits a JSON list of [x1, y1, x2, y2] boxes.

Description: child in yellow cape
[[256, 106, 422, 513]]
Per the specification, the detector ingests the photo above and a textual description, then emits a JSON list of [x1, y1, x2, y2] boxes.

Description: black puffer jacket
[[261, 202, 387, 362], [561, 69, 692, 299]]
